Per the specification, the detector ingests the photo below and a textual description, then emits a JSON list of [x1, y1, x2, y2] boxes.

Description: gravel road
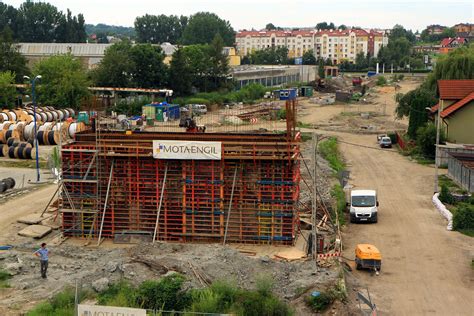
[[338, 132, 473, 315]]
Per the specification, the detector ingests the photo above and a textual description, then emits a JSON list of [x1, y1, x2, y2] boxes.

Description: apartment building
[[235, 29, 387, 64]]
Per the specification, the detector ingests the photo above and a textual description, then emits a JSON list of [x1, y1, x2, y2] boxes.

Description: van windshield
[[352, 196, 376, 207]]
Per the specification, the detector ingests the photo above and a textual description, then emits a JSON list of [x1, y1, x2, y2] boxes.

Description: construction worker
[[33, 243, 49, 279]]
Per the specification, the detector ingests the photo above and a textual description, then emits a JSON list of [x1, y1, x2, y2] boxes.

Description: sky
[[3, 0, 473, 32]]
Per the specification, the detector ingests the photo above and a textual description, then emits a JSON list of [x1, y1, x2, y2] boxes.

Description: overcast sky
[[4, 0, 473, 32]]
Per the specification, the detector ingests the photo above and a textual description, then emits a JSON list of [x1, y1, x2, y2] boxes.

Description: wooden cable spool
[[23, 147, 36, 160], [37, 131, 45, 145], [8, 146, 16, 158], [0, 121, 12, 131], [2, 144, 9, 157], [13, 146, 21, 158], [0, 144, 4, 157], [7, 137, 20, 146], [5, 129, 20, 141], [0, 130, 5, 144]]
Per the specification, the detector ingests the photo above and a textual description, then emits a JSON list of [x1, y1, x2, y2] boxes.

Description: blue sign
[[295, 57, 303, 65], [279, 89, 297, 100]]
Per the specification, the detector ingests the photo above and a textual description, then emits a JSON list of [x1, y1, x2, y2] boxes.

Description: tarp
[[153, 140, 221, 160]]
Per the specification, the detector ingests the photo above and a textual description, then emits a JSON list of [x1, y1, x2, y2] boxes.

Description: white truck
[[348, 190, 379, 223]]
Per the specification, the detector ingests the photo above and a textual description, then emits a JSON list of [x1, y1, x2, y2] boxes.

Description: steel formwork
[[60, 131, 300, 245]]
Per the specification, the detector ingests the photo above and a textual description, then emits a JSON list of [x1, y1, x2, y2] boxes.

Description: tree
[[389, 24, 416, 43], [302, 49, 316, 65], [92, 41, 135, 87], [34, 54, 90, 109], [168, 48, 192, 96], [0, 71, 16, 109], [129, 44, 167, 88], [0, 28, 29, 82], [0, 3, 20, 39], [355, 52, 368, 70], [265, 23, 276, 30], [207, 34, 229, 91], [318, 58, 325, 79], [338, 24, 347, 30], [181, 44, 209, 91], [180, 12, 235, 46], [316, 22, 335, 30], [135, 14, 187, 44]]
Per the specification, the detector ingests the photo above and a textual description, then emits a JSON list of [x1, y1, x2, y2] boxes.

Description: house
[[454, 23, 474, 35], [439, 37, 468, 54], [426, 24, 447, 35], [430, 80, 474, 144]]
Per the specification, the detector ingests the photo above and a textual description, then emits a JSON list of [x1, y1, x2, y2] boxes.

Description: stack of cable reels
[[52, 122, 69, 142], [0, 122, 13, 143]]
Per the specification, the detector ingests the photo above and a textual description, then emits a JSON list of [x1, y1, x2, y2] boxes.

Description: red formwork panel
[[60, 132, 300, 245]]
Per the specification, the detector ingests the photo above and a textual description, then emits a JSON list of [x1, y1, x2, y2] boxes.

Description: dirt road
[[337, 132, 474, 315], [0, 184, 57, 244]]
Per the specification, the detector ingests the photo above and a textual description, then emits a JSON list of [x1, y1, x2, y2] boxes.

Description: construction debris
[[17, 225, 52, 238]]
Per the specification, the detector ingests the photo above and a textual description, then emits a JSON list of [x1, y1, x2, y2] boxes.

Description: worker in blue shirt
[[34, 243, 49, 278]]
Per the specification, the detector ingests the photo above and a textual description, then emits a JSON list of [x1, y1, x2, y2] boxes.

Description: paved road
[[338, 133, 473, 315]]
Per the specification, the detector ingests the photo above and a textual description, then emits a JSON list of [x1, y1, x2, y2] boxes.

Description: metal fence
[[448, 153, 474, 193]]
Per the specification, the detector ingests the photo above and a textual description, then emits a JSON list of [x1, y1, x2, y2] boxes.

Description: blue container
[[279, 89, 297, 100], [367, 71, 377, 77]]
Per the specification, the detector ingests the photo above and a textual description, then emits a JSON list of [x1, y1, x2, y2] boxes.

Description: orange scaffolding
[[60, 131, 300, 245]]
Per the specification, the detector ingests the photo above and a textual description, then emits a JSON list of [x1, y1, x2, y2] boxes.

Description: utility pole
[[434, 99, 442, 193], [311, 132, 319, 266]]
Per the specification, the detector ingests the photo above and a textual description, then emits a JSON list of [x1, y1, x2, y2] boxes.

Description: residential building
[[454, 23, 474, 35], [430, 80, 474, 144], [222, 47, 241, 66], [235, 29, 388, 64], [426, 24, 447, 35], [439, 37, 468, 54]]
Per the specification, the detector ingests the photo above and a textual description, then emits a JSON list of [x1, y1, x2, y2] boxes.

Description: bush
[[277, 108, 286, 120], [453, 204, 474, 231], [306, 292, 333, 312], [416, 123, 445, 158], [439, 184, 454, 205], [387, 132, 398, 145], [135, 274, 189, 311], [376, 76, 387, 86], [97, 280, 137, 307], [183, 97, 210, 106], [112, 96, 152, 116]]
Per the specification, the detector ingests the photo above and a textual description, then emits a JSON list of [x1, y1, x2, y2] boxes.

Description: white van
[[349, 190, 379, 223]]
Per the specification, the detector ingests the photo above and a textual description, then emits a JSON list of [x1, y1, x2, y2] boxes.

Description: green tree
[[389, 24, 416, 43], [265, 23, 276, 30], [316, 22, 335, 30], [424, 47, 474, 92], [129, 44, 167, 88], [302, 49, 316, 65], [135, 14, 187, 44], [355, 52, 368, 69], [0, 71, 16, 109], [169, 48, 193, 96], [405, 89, 437, 139], [34, 54, 90, 109], [0, 28, 29, 82], [318, 58, 325, 79], [92, 41, 134, 87], [207, 34, 229, 91], [180, 12, 235, 46], [0, 3, 20, 39], [338, 24, 347, 30]]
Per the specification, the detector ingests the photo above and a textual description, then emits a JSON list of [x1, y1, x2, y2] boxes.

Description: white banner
[[78, 304, 146, 316], [153, 140, 221, 160]]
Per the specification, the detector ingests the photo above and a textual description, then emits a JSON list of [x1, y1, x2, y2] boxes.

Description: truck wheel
[[356, 261, 361, 270]]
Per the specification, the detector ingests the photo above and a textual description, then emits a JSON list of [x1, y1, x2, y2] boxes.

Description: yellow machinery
[[355, 244, 382, 271]]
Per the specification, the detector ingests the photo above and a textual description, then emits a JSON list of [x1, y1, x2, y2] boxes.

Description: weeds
[[331, 184, 347, 226], [0, 269, 11, 288], [318, 137, 346, 174]]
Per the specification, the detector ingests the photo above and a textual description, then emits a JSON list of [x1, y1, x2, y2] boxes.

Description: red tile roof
[[440, 38, 453, 46], [441, 91, 474, 118], [430, 103, 439, 113], [438, 80, 474, 99]]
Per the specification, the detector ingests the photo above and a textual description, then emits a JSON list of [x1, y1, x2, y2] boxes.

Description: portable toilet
[[77, 111, 90, 124]]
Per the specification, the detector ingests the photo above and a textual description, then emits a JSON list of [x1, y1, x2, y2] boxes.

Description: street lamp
[[24, 75, 42, 182]]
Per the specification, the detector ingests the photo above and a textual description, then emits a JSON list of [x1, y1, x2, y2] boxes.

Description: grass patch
[[296, 121, 312, 128], [439, 175, 466, 194], [331, 184, 347, 226], [318, 137, 346, 174], [0, 269, 12, 288], [0, 160, 48, 169], [300, 132, 312, 142], [27, 287, 93, 316]]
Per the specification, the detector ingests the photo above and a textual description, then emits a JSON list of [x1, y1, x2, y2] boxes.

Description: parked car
[[188, 104, 207, 115], [379, 136, 392, 148]]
